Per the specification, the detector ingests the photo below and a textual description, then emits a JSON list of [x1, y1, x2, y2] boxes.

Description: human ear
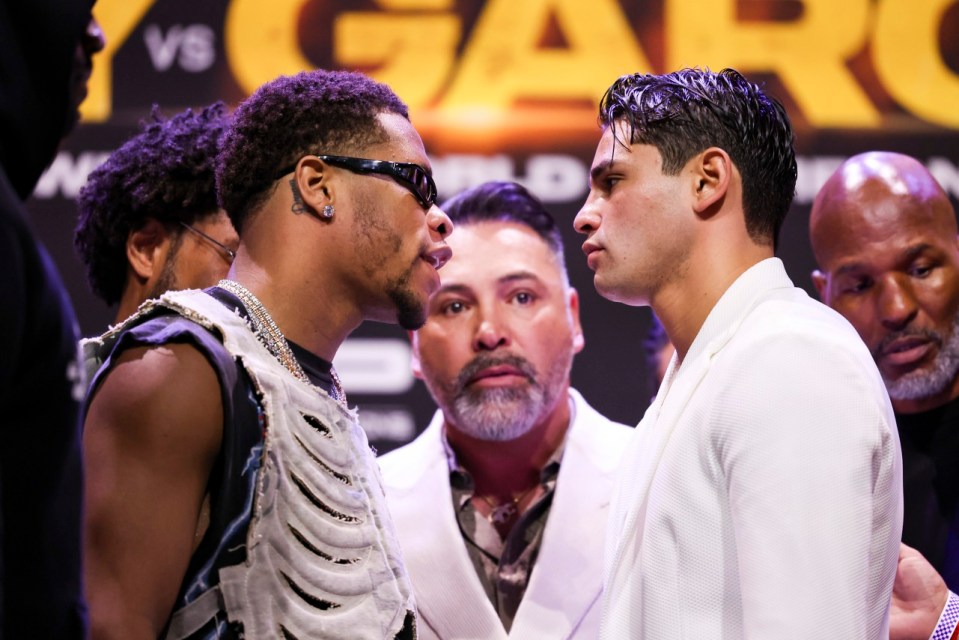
[[291, 156, 334, 217], [126, 218, 169, 279], [811, 269, 829, 302], [691, 147, 731, 216], [409, 330, 425, 380], [567, 288, 585, 354]]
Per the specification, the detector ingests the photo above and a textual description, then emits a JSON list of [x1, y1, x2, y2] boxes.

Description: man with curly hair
[[75, 102, 238, 326], [81, 69, 453, 639], [574, 68, 902, 638]]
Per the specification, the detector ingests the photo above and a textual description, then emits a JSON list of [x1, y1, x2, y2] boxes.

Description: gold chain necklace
[[217, 279, 348, 408], [477, 484, 541, 525]]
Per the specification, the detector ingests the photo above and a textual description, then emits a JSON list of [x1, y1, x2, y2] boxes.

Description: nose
[[427, 206, 453, 241], [83, 17, 107, 56], [877, 276, 918, 332], [473, 309, 510, 352], [573, 196, 599, 235]]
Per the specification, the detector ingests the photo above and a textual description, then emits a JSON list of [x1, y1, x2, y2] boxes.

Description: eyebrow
[[497, 271, 543, 287], [833, 243, 935, 277], [433, 271, 543, 296], [590, 159, 616, 184]]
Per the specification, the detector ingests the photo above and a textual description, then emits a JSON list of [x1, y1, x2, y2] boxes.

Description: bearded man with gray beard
[[811, 151, 959, 640], [377, 181, 633, 640]]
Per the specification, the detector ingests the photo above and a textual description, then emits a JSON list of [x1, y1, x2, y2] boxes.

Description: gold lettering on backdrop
[[441, 0, 652, 110], [82, 0, 959, 130], [666, 0, 880, 127], [373, 0, 452, 8], [81, 0, 157, 122], [874, 0, 959, 128], [224, 0, 312, 95], [335, 13, 461, 107]]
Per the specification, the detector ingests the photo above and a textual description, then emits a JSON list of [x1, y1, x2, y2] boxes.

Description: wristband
[[931, 590, 959, 640]]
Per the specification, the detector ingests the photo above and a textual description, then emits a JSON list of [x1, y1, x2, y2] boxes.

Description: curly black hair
[[599, 68, 797, 248], [216, 69, 409, 232], [74, 102, 230, 305]]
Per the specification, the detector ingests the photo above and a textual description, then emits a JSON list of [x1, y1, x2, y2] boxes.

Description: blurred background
[[27, 0, 959, 451]]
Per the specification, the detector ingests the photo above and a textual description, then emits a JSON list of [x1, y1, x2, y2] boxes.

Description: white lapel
[[510, 391, 624, 638], [383, 414, 507, 640], [604, 258, 796, 597], [604, 345, 713, 596]]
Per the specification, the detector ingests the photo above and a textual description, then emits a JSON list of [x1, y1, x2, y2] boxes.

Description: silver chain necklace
[[217, 279, 348, 408]]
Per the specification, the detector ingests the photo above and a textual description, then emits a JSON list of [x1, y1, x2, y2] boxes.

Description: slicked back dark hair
[[440, 180, 568, 283], [599, 67, 797, 247], [216, 69, 409, 232], [74, 102, 230, 305]]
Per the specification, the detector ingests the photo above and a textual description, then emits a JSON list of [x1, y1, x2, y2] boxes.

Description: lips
[[878, 335, 936, 368], [422, 245, 452, 271], [581, 241, 602, 269], [468, 364, 527, 385]]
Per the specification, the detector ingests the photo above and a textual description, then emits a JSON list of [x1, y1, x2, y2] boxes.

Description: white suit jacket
[[378, 389, 633, 639], [600, 258, 903, 640]]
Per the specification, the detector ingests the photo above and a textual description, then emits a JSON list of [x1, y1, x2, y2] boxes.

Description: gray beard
[[443, 351, 570, 442], [884, 312, 959, 401], [452, 382, 547, 442]]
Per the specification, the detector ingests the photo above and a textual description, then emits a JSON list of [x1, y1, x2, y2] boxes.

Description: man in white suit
[[573, 68, 903, 638], [378, 180, 633, 639]]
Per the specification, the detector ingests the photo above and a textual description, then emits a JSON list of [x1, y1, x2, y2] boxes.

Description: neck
[[445, 389, 571, 498], [114, 283, 152, 325], [233, 202, 364, 362], [653, 238, 773, 362], [226, 264, 359, 363]]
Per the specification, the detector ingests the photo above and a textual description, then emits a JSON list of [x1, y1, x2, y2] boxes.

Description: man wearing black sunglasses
[[81, 69, 453, 639], [75, 102, 238, 327]]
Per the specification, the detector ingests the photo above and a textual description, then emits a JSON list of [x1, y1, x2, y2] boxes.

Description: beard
[[881, 311, 959, 401], [146, 247, 180, 301], [387, 263, 427, 331], [352, 194, 429, 330], [430, 347, 573, 442]]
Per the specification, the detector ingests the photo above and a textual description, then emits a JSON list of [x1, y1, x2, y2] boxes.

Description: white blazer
[[600, 258, 903, 640], [378, 389, 633, 639]]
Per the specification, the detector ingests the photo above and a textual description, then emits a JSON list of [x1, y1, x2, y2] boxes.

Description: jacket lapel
[[603, 259, 797, 603], [511, 393, 620, 638], [386, 416, 507, 640]]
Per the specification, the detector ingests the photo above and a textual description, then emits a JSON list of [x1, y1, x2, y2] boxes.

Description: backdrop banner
[[29, 0, 959, 451]]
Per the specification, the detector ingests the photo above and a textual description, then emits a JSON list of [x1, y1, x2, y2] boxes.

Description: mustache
[[454, 354, 538, 391], [873, 327, 942, 359]]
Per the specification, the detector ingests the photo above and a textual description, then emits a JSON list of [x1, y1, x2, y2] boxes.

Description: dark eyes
[[441, 300, 467, 316], [841, 264, 935, 295], [842, 278, 872, 295], [437, 291, 536, 316]]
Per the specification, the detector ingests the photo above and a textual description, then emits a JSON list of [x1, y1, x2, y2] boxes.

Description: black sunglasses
[[278, 155, 437, 210]]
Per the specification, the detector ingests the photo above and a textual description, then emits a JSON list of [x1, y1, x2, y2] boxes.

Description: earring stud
[[321, 204, 334, 219]]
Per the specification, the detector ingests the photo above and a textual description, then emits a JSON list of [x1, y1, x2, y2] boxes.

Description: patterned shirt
[[441, 415, 570, 632]]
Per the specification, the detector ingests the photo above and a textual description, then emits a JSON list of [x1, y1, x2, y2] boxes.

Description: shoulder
[[567, 389, 634, 469], [377, 412, 446, 490], [707, 292, 894, 441], [727, 290, 877, 379], [84, 340, 225, 470], [569, 389, 633, 437]]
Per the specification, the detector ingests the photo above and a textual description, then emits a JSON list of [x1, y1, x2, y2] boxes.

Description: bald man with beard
[[810, 151, 959, 640]]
